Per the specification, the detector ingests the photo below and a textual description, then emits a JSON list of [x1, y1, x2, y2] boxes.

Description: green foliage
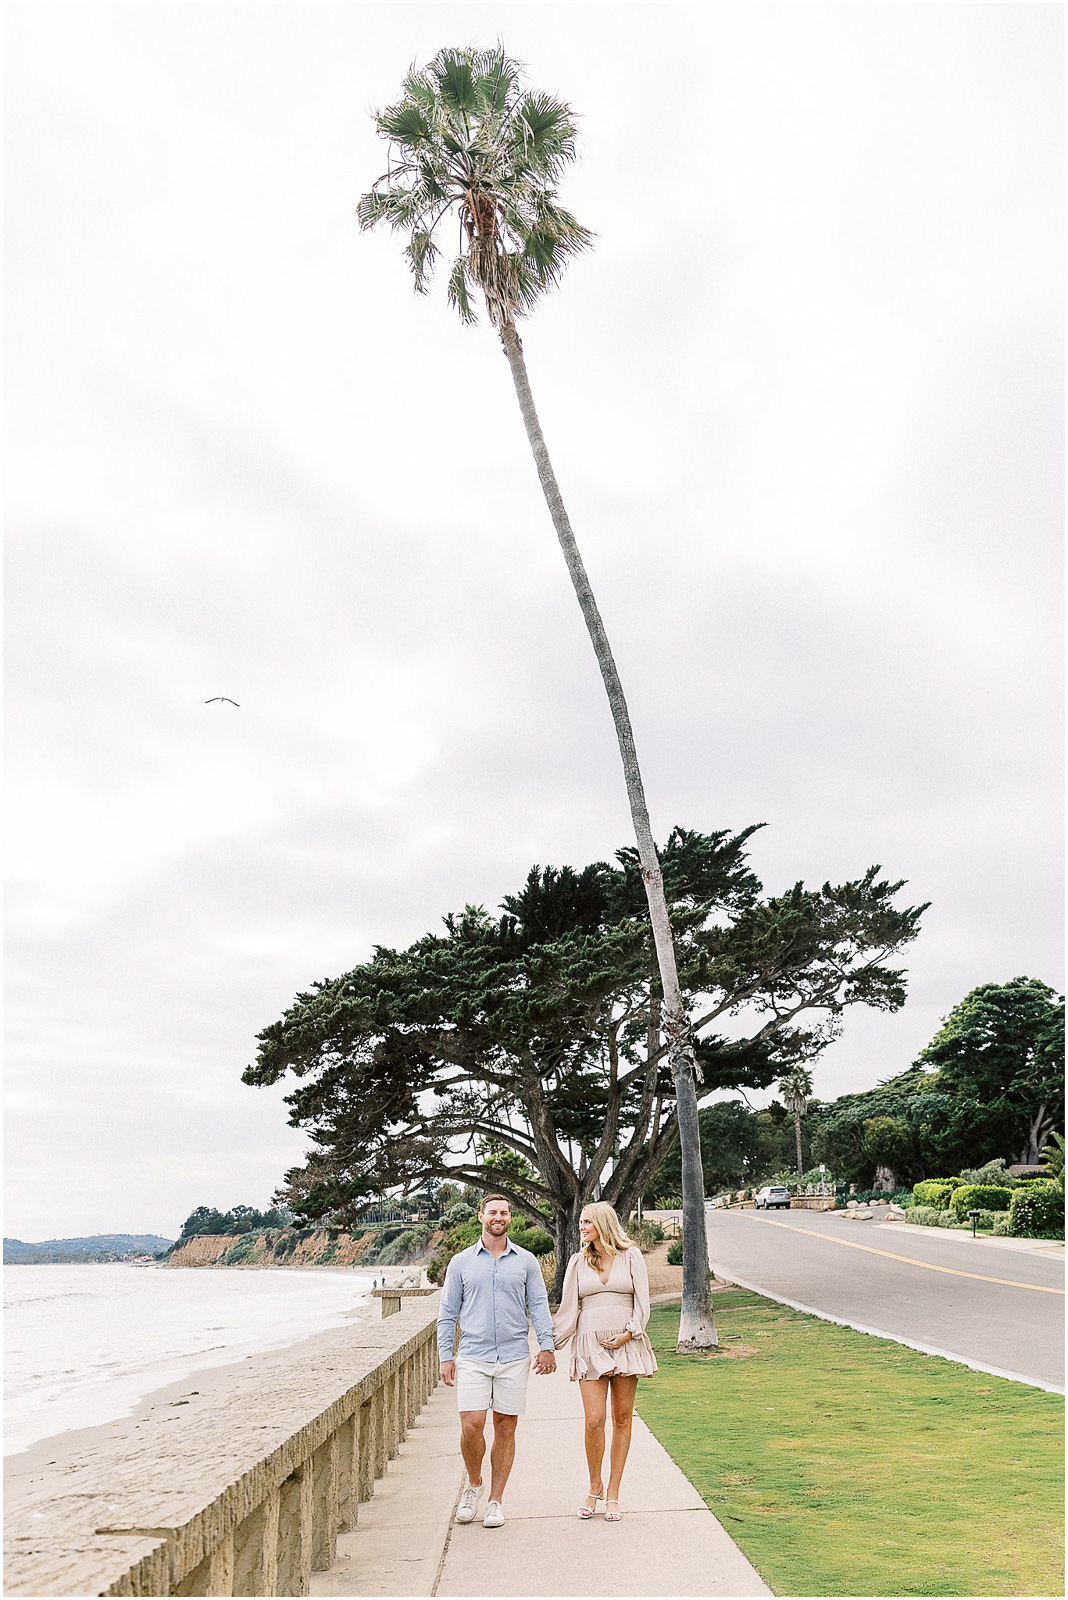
[[509, 1220, 554, 1256], [179, 1203, 294, 1239], [1009, 1181, 1065, 1239], [861, 1116, 912, 1171], [956, 1159, 1019, 1187], [374, 1224, 435, 1266], [949, 1184, 1013, 1219], [916, 977, 1064, 1168], [910, 1205, 1010, 1233], [630, 1219, 665, 1249], [667, 1237, 684, 1266], [358, 46, 593, 330], [648, 1099, 804, 1198], [912, 1179, 959, 1209], [443, 1202, 476, 1226], [221, 1233, 260, 1263], [247, 828, 923, 1237], [1040, 1132, 1065, 1188], [811, 978, 1064, 1185]]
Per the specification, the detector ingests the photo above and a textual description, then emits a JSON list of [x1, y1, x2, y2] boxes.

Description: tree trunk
[[794, 1107, 803, 1176], [499, 321, 715, 1349], [1020, 1104, 1052, 1166], [550, 1193, 585, 1301]]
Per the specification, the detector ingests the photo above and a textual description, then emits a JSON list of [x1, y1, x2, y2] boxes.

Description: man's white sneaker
[[483, 1500, 505, 1529], [456, 1484, 482, 1523]]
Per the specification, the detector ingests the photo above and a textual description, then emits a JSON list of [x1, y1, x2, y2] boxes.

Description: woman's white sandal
[[578, 1489, 604, 1519], [604, 1499, 623, 1522]]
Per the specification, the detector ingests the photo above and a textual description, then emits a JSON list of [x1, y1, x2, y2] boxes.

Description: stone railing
[[6, 1294, 441, 1596]]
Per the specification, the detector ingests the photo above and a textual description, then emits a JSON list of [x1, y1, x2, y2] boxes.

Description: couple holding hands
[[436, 1193, 657, 1529]]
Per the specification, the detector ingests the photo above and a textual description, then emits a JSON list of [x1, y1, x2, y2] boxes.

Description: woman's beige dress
[[552, 1247, 659, 1381]]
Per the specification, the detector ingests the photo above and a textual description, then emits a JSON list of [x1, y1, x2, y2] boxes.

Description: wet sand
[[5, 1298, 378, 1511]]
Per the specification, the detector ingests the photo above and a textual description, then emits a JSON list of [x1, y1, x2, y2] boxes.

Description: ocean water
[[4, 1263, 379, 1456]]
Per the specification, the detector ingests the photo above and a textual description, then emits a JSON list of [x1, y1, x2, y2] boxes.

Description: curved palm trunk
[[500, 320, 716, 1349]]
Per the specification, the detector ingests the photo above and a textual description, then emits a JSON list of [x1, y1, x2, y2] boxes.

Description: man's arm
[[437, 1254, 463, 1383], [525, 1253, 556, 1372]]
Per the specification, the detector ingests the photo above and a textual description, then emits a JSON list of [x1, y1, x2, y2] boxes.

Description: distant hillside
[[167, 1224, 440, 1269], [4, 1234, 174, 1264]]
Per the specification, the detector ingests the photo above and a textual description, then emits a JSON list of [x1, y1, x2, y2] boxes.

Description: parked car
[[754, 1185, 791, 1209]]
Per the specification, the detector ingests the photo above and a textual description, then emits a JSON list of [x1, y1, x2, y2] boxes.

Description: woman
[[552, 1201, 657, 1521]]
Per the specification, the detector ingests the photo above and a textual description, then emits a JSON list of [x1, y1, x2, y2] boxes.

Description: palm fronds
[[359, 45, 594, 328]]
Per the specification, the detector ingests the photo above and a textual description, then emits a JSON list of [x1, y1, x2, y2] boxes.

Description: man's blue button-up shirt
[[436, 1238, 555, 1363]]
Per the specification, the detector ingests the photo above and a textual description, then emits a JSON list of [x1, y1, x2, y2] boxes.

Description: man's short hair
[[479, 1192, 512, 1213]]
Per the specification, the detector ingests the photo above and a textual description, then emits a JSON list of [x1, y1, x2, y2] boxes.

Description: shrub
[[1010, 1181, 1065, 1238], [905, 1206, 941, 1227], [913, 1180, 959, 1210], [937, 1211, 967, 1228], [957, 1160, 1018, 1188], [443, 1201, 477, 1226], [974, 1209, 1010, 1232], [992, 1215, 1012, 1236], [667, 1238, 683, 1266], [509, 1220, 553, 1256], [949, 1184, 1013, 1220], [629, 1219, 665, 1250]]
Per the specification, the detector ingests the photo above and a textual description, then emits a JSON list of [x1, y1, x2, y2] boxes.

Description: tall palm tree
[[359, 46, 716, 1347], [778, 1067, 814, 1177]]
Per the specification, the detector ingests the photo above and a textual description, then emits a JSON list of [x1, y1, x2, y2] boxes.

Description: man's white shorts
[[454, 1355, 530, 1415]]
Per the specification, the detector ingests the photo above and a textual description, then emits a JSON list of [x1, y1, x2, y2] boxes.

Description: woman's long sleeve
[[624, 1248, 651, 1335], [552, 1252, 581, 1347]]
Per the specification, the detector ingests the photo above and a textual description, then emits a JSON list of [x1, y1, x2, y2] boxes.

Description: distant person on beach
[[551, 1201, 657, 1522], [437, 1193, 556, 1529]]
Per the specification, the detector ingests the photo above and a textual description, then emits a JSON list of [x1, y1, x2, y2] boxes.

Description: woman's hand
[[599, 1331, 633, 1350]]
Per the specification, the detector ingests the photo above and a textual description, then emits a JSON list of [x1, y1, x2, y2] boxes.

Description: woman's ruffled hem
[[568, 1329, 658, 1381]]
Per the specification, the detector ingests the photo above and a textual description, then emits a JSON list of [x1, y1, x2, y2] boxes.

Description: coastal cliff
[[166, 1226, 441, 1269]]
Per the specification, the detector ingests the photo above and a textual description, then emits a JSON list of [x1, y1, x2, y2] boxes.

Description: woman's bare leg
[[579, 1377, 609, 1497], [606, 1375, 639, 1501]]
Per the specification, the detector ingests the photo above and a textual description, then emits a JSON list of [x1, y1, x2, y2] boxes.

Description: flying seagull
[[205, 697, 240, 706]]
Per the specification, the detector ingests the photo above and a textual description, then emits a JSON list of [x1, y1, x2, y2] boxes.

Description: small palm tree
[[778, 1067, 814, 1177], [359, 46, 715, 1348]]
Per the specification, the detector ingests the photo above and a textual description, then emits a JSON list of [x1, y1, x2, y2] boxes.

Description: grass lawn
[[637, 1291, 1064, 1597]]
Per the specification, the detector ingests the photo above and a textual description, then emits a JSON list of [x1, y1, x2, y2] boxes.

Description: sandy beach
[[4, 1297, 378, 1512]]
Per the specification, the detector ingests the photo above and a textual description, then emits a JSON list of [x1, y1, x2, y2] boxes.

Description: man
[[437, 1193, 556, 1528]]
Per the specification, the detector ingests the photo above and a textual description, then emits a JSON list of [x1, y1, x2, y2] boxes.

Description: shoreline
[[3, 1280, 388, 1478], [5, 1298, 381, 1509]]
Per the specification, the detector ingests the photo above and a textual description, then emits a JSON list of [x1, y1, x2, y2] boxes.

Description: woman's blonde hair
[[580, 1201, 634, 1267]]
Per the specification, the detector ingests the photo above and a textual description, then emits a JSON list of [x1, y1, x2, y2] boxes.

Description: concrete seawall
[[5, 1293, 440, 1596]]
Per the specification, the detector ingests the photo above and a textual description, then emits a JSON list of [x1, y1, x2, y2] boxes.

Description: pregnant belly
[[578, 1293, 634, 1333]]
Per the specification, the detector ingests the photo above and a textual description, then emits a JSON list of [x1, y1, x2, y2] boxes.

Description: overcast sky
[[6, 3, 1062, 1241]]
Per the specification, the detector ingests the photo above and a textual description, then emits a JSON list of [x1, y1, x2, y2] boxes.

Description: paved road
[[705, 1209, 1064, 1389]]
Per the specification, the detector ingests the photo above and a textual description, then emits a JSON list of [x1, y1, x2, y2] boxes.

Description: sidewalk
[[313, 1338, 771, 1598]]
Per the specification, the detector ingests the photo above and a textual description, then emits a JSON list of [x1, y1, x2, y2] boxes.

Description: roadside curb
[[877, 1222, 1065, 1256]]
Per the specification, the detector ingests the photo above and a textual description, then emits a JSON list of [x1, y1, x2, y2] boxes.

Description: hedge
[[1009, 1181, 1065, 1239], [949, 1184, 1013, 1220], [907, 1206, 1012, 1233], [913, 1180, 959, 1210]]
